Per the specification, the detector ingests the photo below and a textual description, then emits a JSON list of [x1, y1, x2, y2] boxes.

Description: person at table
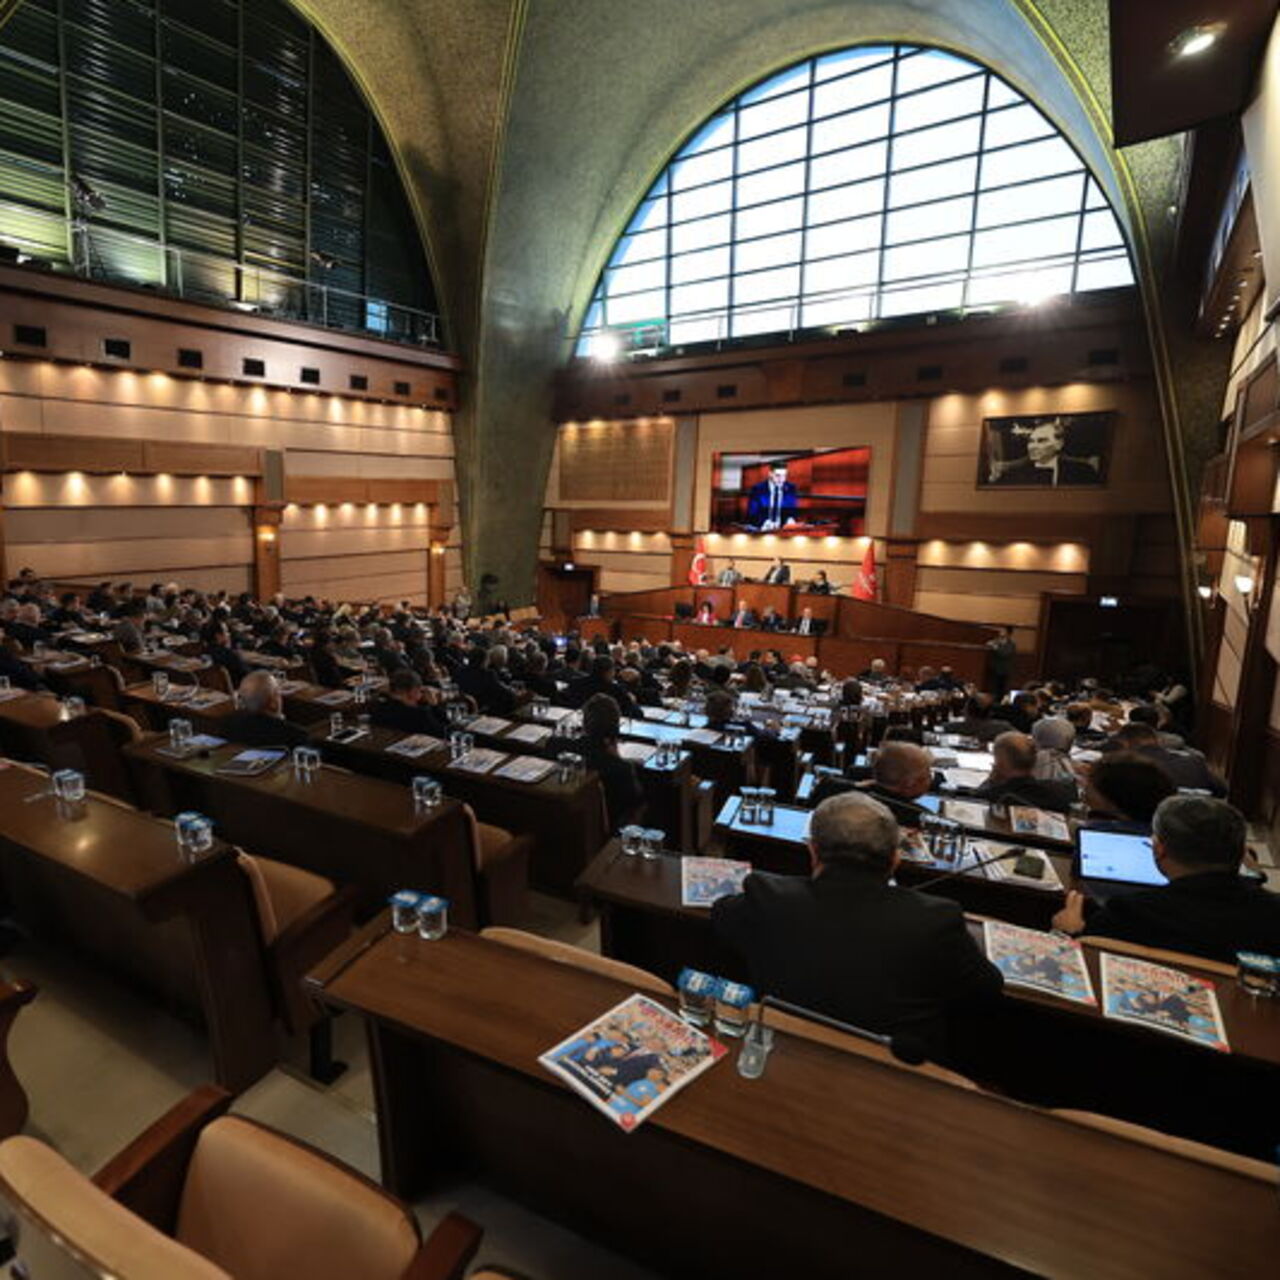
[[1031, 716, 1076, 784], [563, 653, 636, 717], [1052, 795, 1280, 965], [746, 464, 798, 531], [973, 732, 1077, 813], [370, 669, 451, 738], [945, 693, 1015, 744], [521, 648, 560, 699], [1126, 701, 1187, 750], [1081, 752, 1175, 826], [712, 791, 1003, 1061], [112, 599, 148, 655], [704, 688, 773, 743], [794, 606, 824, 636], [6, 602, 52, 651], [307, 629, 347, 689], [717, 559, 743, 587], [763, 557, 791, 584], [457, 646, 525, 717], [811, 741, 934, 825], [1065, 701, 1109, 746], [202, 620, 250, 687], [48, 592, 88, 630], [727, 603, 757, 629], [222, 671, 311, 748], [858, 657, 891, 685], [1103, 722, 1226, 797], [758, 605, 785, 632], [571, 693, 644, 831], [695, 600, 717, 625], [807, 569, 832, 595], [0, 632, 42, 691], [918, 665, 960, 693]]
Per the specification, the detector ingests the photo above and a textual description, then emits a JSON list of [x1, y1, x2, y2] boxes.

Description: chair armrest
[[270, 883, 362, 1032], [693, 778, 717, 853], [93, 1085, 233, 1231], [0, 979, 35, 1140], [399, 1211, 483, 1280]]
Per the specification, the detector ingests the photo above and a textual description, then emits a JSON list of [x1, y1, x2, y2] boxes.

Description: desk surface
[[310, 924, 1279, 1279]]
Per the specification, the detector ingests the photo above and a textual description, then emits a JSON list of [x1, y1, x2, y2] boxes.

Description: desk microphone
[[910, 844, 1033, 891], [762, 995, 928, 1066]]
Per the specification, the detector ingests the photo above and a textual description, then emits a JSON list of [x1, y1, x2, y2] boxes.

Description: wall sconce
[[1196, 584, 1213, 601], [257, 526, 277, 545], [1234, 573, 1255, 597]]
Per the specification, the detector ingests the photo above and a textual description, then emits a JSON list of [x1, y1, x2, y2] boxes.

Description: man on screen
[[746, 463, 799, 530], [996, 419, 1098, 486]]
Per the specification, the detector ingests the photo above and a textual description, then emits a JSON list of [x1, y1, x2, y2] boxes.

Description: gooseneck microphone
[[910, 844, 1033, 890], [762, 995, 929, 1066]]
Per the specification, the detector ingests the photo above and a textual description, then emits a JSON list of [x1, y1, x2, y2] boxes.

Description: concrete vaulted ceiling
[[287, 1, 1205, 604]]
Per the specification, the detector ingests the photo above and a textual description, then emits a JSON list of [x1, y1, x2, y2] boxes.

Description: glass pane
[[981, 136, 1079, 188], [1084, 177, 1109, 210], [737, 125, 807, 175], [967, 261, 1074, 305], [987, 78, 1021, 109], [739, 88, 810, 140], [972, 214, 1079, 267], [983, 103, 1053, 150], [607, 289, 667, 324], [669, 315, 724, 344], [732, 303, 794, 337], [680, 114, 734, 157], [627, 196, 668, 235], [671, 277, 729, 316], [607, 257, 666, 295], [1080, 209, 1124, 251], [614, 227, 667, 266], [735, 196, 804, 239], [976, 173, 1083, 228], [736, 160, 805, 208], [1075, 252, 1134, 291], [671, 213, 731, 253], [893, 75, 984, 132], [734, 264, 800, 305], [806, 213, 883, 259], [809, 139, 887, 191], [812, 61, 894, 117], [811, 102, 891, 155], [671, 244, 730, 283], [736, 231, 802, 273], [671, 147, 733, 191], [741, 63, 809, 105], [815, 47, 894, 81], [896, 49, 977, 95], [880, 278, 965, 316], [888, 157, 977, 207], [804, 248, 878, 293], [893, 116, 981, 171], [808, 178, 884, 224], [882, 233, 969, 281], [672, 180, 732, 223], [886, 194, 972, 244], [802, 293, 874, 326]]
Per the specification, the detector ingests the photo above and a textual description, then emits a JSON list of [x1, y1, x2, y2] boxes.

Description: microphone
[[909, 844, 1031, 890], [762, 995, 929, 1066]]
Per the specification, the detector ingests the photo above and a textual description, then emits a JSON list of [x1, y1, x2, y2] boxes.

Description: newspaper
[[506, 722, 553, 747], [943, 799, 988, 828], [493, 755, 556, 784], [1100, 953, 1229, 1051], [450, 747, 507, 775], [539, 994, 726, 1132], [468, 716, 514, 737], [940, 767, 988, 792], [982, 921, 1096, 1004], [1009, 807, 1071, 843], [680, 857, 752, 907], [618, 741, 656, 763], [385, 735, 444, 759]]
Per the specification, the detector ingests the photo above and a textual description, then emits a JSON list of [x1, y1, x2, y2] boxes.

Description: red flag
[[852, 540, 878, 600], [688, 536, 708, 585]]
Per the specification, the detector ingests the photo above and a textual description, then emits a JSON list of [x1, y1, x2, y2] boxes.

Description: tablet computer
[[1075, 826, 1164, 898]]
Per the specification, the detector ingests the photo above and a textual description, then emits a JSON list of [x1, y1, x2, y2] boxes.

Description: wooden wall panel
[[559, 420, 673, 502]]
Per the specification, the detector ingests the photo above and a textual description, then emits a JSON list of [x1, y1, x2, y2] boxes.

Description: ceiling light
[[1171, 23, 1226, 58]]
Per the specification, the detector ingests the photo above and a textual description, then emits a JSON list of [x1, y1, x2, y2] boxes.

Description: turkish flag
[[688, 536, 708, 585], [852, 540, 878, 601]]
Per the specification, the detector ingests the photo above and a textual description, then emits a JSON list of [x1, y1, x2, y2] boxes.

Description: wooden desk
[[121, 683, 236, 732], [281, 682, 353, 725], [0, 764, 274, 1091], [125, 736, 480, 925], [574, 845, 1280, 1158], [308, 924, 1280, 1279], [0, 694, 139, 802]]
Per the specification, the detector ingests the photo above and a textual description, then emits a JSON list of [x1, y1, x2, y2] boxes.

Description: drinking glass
[[412, 776, 442, 809], [292, 745, 312, 777], [677, 969, 718, 1027], [357, 711, 372, 733], [174, 811, 213, 859], [52, 769, 85, 803], [416, 895, 449, 941], [33, 641, 47, 659], [62, 696, 86, 719], [758, 788, 776, 826], [152, 670, 170, 699], [736, 1018, 776, 1080], [1237, 952, 1280, 999], [619, 825, 643, 856], [739, 787, 759, 825], [169, 718, 193, 752], [329, 711, 345, 738], [641, 828, 664, 860], [389, 890, 421, 933], [0, 676, 9, 693], [556, 751, 575, 783], [714, 979, 755, 1038]]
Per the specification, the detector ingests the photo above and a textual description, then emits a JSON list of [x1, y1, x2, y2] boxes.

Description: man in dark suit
[[811, 740, 934, 826], [563, 654, 637, 716], [370, 669, 451, 737], [763, 557, 791, 584], [974, 732, 1077, 813], [222, 671, 310, 748], [726, 604, 757, 630], [1103, 722, 1226, 797], [1053, 795, 1280, 965], [746, 464, 798, 530], [995, 419, 1099, 486], [712, 791, 1002, 1060]]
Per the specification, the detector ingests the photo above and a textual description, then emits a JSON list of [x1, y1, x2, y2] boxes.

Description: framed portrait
[[977, 411, 1113, 488]]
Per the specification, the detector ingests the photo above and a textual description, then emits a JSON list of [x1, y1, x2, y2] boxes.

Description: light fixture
[[1099, 595, 1119, 609], [1234, 573, 1255, 596], [1171, 23, 1225, 58], [590, 330, 622, 362], [1197, 584, 1213, 600]]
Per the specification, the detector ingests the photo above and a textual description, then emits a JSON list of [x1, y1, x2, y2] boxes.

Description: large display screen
[[710, 447, 870, 536]]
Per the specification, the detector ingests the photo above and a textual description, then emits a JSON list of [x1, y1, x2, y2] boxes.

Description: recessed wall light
[[1171, 22, 1226, 58]]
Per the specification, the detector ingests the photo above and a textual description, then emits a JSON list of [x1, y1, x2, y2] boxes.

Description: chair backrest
[[97, 707, 145, 744], [481, 927, 672, 996], [235, 851, 334, 947], [0, 1135, 229, 1280]]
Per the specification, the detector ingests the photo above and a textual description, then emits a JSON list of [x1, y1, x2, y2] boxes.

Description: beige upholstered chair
[[0, 1087, 482, 1280], [462, 806, 530, 927], [481, 926, 672, 995]]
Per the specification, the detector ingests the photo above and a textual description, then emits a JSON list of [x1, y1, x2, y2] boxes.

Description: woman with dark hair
[[578, 693, 645, 831]]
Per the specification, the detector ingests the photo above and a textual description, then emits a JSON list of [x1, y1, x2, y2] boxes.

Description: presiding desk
[[308, 922, 1280, 1279], [125, 735, 481, 925], [0, 762, 275, 1091]]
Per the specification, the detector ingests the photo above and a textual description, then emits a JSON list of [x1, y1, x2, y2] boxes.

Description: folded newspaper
[[1100, 953, 1229, 1052], [982, 920, 1095, 1004]]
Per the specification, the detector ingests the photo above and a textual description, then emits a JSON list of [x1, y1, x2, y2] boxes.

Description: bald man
[[811, 740, 935, 826], [222, 670, 310, 748], [973, 731, 1077, 813]]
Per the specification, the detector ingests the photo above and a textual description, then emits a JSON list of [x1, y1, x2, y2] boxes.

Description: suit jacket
[[974, 773, 1078, 813], [809, 776, 929, 828], [220, 711, 310, 749], [1083, 871, 1280, 965], [370, 697, 450, 739], [764, 564, 792, 584], [712, 865, 1002, 1057], [996, 457, 1099, 486], [746, 480, 798, 527]]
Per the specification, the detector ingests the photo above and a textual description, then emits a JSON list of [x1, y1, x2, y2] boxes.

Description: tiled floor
[[3, 894, 659, 1280]]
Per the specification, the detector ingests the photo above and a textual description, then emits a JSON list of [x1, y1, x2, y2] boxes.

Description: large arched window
[[578, 45, 1133, 357]]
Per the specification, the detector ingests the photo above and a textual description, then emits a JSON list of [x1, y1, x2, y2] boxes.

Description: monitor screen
[[710, 446, 870, 536], [1076, 827, 1165, 887]]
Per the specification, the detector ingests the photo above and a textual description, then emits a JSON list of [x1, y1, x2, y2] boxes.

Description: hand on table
[[1052, 889, 1089, 935]]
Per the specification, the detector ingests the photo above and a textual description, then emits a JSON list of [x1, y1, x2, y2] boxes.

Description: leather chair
[[0, 1086, 482, 1280], [463, 809, 530, 928], [480, 926, 671, 995]]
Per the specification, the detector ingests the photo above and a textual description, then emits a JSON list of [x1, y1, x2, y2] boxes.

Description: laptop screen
[[1076, 827, 1165, 887]]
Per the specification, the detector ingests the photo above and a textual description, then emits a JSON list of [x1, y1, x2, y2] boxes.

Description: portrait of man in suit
[[979, 412, 1110, 488], [746, 463, 799, 530]]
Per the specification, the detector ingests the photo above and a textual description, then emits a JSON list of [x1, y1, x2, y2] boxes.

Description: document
[[275, 679, 307, 694], [156, 733, 226, 758], [977, 842, 1063, 891], [385, 735, 444, 759], [468, 716, 513, 737], [943, 799, 988, 828], [494, 755, 555, 784], [940, 767, 988, 792], [1009, 807, 1071, 843], [539, 994, 726, 1132], [215, 748, 287, 776], [506, 722, 553, 746], [0, 688, 27, 703], [618, 741, 656, 763], [188, 690, 230, 708], [1100, 953, 1229, 1052], [982, 921, 1096, 1005], [314, 689, 354, 706], [451, 747, 507, 775], [681, 856, 752, 907], [684, 728, 723, 746]]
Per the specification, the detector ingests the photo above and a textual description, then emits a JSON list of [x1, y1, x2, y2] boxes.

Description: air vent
[[916, 365, 943, 382], [242, 358, 265, 377], [349, 374, 368, 391], [103, 337, 131, 360], [434, 385, 448, 400], [300, 367, 320, 385], [998, 356, 1028, 374], [842, 371, 867, 388], [613, 392, 631, 407], [394, 380, 411, 396], [178, 348, 203, 369], [716, 384, 737, 399], [1087, 347, 1119, 366], [662, 388, 682, 404], [13, 324, 46, 347]]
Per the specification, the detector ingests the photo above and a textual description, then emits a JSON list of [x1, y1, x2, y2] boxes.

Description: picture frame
[[976, 411, 1113, 489]]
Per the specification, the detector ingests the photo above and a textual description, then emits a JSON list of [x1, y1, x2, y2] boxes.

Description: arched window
[[578, 45, 1132, 357]]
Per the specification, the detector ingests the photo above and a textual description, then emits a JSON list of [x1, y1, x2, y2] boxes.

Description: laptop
[[1075, 826, 1163, 900]]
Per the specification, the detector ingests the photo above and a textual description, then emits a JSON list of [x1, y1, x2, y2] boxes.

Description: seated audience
[[370, 669, 451, 738], [807, 569, 832, 595], [1105, 722, 1226, 797], [712, 791, 1002, 1060], [946, 692, 1015, 744], [1082, 752, 1177, 826], [565, 654, 637, 716], [1065, 702, 1109, 745], [859, 657, 890, 684], [1053, 795, 1280, 964], [812, 740, 933, 825], [202, 620, 249, 686], [0, 636, 41, 691], [1031, 716, 1076, 782], [974, 732, 1077, 812], [574, 693, 644, 831], [223, 671, 310, 748]]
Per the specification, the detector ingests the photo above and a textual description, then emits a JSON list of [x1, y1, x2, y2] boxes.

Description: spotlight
[[1170, 23, 1225, 58]]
